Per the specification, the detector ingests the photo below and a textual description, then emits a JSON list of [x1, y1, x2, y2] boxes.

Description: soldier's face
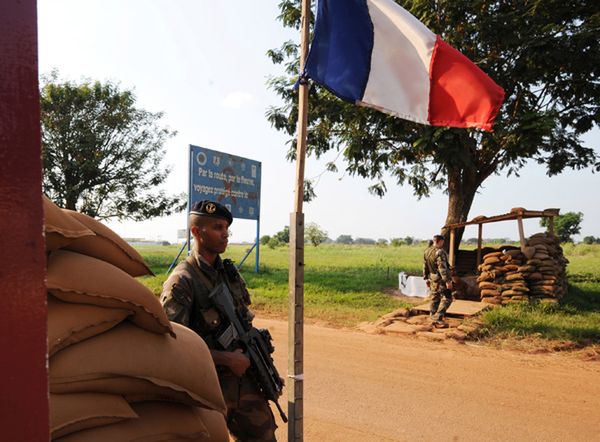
[[192, 217, 229, 255], [435, 239, 444, 248]]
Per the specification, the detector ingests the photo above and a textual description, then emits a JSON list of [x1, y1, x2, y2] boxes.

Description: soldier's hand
[[446, 281, 453, 290], [228, 348, 251, 377]]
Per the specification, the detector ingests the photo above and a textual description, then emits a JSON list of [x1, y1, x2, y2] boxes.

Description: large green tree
[[540, 211, 583, 243], [267, 0, 600, 245], [41, 75, 185, 220]]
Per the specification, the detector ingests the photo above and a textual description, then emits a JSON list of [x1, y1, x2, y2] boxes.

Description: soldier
[[423, 234, 454, 328], [161, 200, 278, 442]]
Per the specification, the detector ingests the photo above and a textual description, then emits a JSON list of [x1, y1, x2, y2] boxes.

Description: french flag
[[304, 0, 505, 131]]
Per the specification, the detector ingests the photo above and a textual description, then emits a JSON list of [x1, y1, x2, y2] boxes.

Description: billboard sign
[[189, 145, 261, 220]]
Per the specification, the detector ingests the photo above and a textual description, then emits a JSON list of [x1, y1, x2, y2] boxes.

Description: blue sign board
[[189, 145, 261, 220]]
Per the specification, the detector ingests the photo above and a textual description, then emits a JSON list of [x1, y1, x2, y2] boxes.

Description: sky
[[38, 0, 599, 244]]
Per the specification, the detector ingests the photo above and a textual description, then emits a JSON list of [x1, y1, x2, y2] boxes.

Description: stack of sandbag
[[526, 232, 569, 302], [44, 196, 229, 441], [477, 248, 530, 305]]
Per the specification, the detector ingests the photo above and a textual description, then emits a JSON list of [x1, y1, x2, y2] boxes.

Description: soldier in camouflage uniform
[[161, 200, 278, 442], [423, 235, 454, 328]]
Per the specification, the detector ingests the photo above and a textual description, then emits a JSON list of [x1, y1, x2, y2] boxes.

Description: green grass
[[137, 243, 600, 341]]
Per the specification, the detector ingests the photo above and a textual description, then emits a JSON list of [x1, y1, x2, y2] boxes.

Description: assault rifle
[[209, 283, 288, 423]]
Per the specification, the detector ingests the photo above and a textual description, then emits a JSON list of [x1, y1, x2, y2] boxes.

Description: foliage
[[267, 0, 600, 240], [404, 236, 414, 246], [41, 73, 185, 220], [268, 237, 282, 249], [390, 238, 403, 247], [355, 238, 376, 245], [583, 236, 600, 245], [273, 226, 290, 244], [305, 222, 328, 247], [540, 212, 583, 243], [336, 234, 354, 244], [260, 235, 271, 246], [377, 238, 389, 246]]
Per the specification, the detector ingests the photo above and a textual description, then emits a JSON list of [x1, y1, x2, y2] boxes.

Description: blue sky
[[38, 0, 599, 243]]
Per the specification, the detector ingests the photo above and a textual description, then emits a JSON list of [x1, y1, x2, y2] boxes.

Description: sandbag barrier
[[477, 232, 568, 305], [44, 197, 229, 441]]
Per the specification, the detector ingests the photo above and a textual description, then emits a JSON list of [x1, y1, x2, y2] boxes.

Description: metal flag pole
[[288, 0, 311, 440]]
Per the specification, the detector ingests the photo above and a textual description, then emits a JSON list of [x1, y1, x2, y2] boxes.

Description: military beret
[[190, 200, 233, 225]]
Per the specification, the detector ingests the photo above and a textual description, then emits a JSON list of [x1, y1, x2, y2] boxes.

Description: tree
[[377, 238, 388, 246], [336, 234, 353, 244], [305, 222, 328, 246], [582, 236, 597, 245], [260, 235, 271, 246], [404, 236, 414, 246], [41, 74, 185, 220], [390, 238, 403, 247], [540, 212, 583, 243], [267, 1, 600, 246], [273, 226, 290, 244], [355, 238, 376, 245]]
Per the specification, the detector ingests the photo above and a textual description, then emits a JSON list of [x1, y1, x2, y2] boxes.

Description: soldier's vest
[[181, 255, 253, 349], [424, 246, 443, 281]]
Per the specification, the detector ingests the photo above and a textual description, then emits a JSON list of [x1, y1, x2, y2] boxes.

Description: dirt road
[[257, 319, 600, 442]]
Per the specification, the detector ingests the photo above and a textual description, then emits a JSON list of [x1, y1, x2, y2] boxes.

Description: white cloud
[[219, 91, 254, 109]]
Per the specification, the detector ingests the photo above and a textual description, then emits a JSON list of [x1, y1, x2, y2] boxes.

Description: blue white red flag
[[304, 0, 505, 131]]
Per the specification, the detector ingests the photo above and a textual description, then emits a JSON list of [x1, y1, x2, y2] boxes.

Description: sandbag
[[55, 401, 213, 442], [50, 393, 137, 439], [517, 265, 535, 273], [480, 289, 501, 297], [527, 272, 543, 281], [505, 273, 525, 281], [479, 282, 498, 290], [503, 249, 522, 258], [63, 209, 153, 277], [483, 256, 501, 265], [50, 322, 227, 415], [48, 295, 131, 357], [481, 297, 501, 305], [47, 250, 173, 336], [198, 407, 229, 442], [483, 251, 502, 259], [44, 196, 95, 251], [502, 264, 519, 272]]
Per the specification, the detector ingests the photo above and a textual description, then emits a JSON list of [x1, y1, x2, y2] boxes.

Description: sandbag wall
[[477, 233, 568, 305], [526, 232, 569, 302], [44, 196, 229, 441], [477, 248, 530, 305]]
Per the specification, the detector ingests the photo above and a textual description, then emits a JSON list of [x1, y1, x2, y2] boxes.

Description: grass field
[[138, 243, 600, 344]]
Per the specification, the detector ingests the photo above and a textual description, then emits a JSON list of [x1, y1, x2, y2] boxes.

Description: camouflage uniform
[[423, 245, 454, 322], [161, 252, 277, 442]]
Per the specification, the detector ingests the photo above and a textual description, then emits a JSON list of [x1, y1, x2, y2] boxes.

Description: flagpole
[[288, 0, 310, 440]]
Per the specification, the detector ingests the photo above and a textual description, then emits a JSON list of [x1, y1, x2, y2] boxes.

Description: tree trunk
[[440, 165, 481, 254]]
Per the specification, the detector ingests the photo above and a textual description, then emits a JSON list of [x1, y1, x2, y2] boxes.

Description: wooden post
[[517, 216, 526, 251], [288, 0, 311, 440], [0, 0, 49, 438], [548, 216, 555, 237], [288, 213, 304, 441], [476, 223, 483, 266], [449, 229, 456, 268]]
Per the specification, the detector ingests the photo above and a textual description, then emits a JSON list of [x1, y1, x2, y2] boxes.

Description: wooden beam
[[476, 223, 483, 266], [517, 216, 526, 252], [548, 216, 555, 236], [449, 229, 456, 268]]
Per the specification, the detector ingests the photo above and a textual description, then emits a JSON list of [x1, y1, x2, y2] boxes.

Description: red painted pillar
[[0, 0, 49, 439]]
